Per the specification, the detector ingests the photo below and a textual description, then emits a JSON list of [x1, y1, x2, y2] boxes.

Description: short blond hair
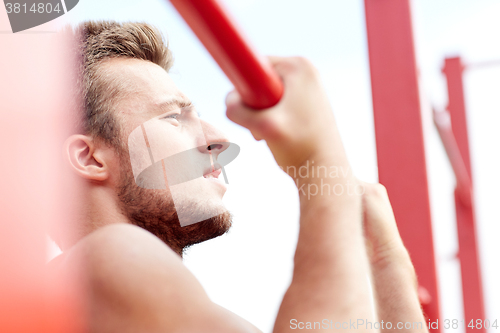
[[74, 20, 173, 147]]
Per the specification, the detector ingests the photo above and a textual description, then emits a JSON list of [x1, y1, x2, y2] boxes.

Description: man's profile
[[61, 21, 232, 255], [51, 20, 428, 333]]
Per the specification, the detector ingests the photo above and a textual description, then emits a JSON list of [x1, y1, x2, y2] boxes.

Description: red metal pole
[[443, 57, 486, 331], [0, 31, 84, 333], [466, 59, 500, 70], [169, 0, 283, 109], [364, 0, 442, 325], [433, 109, 472, 207]]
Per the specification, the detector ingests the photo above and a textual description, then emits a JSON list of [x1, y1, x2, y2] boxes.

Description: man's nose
[[197, 119, 230, 159]]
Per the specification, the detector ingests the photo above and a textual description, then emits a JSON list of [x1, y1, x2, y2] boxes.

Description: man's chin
[[117, 163, 232, 255], [175, 199, 229, 227], [178, 210, 233, 249], [170, 182, 228, 227]]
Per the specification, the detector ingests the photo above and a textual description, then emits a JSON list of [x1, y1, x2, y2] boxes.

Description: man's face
[[103, 58, 232, 254]]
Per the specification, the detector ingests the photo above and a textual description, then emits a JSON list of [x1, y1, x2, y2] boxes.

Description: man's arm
[[227, 57, 377, 331], [362, 182, 428, 332], [272, 175, 373, 331]]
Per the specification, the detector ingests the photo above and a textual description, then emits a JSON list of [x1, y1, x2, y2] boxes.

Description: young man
[[53, 21, 427, 332]]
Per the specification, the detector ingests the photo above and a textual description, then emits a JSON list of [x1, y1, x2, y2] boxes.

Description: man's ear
[[64, 135, 110, 182]]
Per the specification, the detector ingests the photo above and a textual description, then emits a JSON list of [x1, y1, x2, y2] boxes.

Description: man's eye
[[163, 114, 180, 120]]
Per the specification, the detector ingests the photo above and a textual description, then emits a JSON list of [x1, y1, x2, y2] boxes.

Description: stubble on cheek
[[116, 152, 232, 255]]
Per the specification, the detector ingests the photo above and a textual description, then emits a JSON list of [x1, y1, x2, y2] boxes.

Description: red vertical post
[[364, 0, 442, 326], [443, 57, 486, 331], [0, 29, 85, 333]]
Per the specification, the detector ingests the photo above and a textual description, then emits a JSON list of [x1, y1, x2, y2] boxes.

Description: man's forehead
[[101, 58, 190, 116], [103, 57, 183, 99]]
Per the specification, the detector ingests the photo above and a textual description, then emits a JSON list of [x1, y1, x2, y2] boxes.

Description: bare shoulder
[[69, 223, 183, 271], [59, 223, 261, 333]]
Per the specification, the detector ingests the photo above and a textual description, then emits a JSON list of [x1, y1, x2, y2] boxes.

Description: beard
[[116, 152, 232, 256]]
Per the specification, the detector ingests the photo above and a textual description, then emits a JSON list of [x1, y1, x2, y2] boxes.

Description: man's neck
[[60, 185, 130, 251]]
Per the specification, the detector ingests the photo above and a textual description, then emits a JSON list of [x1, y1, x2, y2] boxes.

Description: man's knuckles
[[363, 183, 388, 199]]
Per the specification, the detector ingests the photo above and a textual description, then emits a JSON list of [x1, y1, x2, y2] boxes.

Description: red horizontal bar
[[433, 109, 472, 207], [466, 59, 500, 70], [169, 0, 284, 109]]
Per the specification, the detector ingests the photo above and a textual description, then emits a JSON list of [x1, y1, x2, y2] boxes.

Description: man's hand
[[362, 182, 428, 332], [363, 182, 414, 271], [226, 56, 348, 172]]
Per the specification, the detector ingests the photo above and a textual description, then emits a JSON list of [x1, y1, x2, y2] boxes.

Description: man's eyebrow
[[156, 97, 193, 110], [156, 97, 202, 118]]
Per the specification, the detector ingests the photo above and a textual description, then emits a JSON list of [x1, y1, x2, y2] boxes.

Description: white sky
[[46, 0, 500, 331]]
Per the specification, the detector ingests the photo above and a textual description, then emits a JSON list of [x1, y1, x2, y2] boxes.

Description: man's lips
[[203, 167, 227, 191], [203, 168, 222, 179]]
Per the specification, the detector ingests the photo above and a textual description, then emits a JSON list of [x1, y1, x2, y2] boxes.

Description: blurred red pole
[[364, 0, 442, 326], [168, 0, 283, 109], [0, 22, 85, 333], [443, 57, 486, 332]]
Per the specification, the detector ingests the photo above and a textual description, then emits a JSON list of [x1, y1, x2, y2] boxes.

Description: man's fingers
[[225, 90, 255, 126], [361, 181, 404, 256], [267, 56, 318, 83], [225, 90, 272, 141], [267, 55, 285, 64], [362, 182, 397, 228]]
